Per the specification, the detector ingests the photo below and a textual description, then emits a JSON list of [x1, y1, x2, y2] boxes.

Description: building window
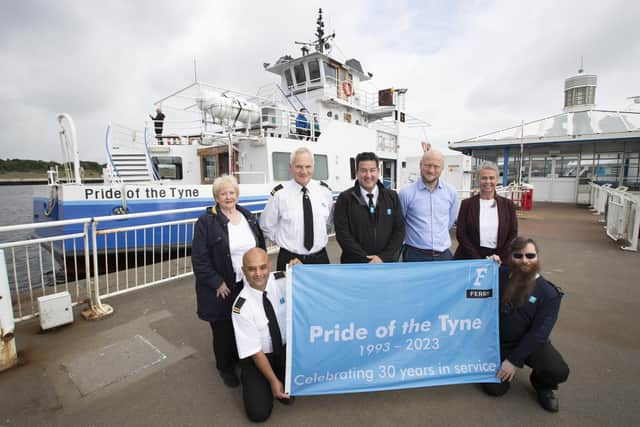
[[152, 156, 183, 180], [558, 156, 578, 177], [293, 63, 306, 86], [529, 156, 549, 178], [308, 60, 321, 83]]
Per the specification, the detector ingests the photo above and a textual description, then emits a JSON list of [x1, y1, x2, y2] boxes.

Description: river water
[[0, 185, 59, 289]]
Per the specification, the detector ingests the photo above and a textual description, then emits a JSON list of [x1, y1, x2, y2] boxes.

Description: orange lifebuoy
[[342, 81, 353, 97]]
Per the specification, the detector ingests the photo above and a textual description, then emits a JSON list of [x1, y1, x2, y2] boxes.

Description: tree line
[[0, 159, 105, 174]]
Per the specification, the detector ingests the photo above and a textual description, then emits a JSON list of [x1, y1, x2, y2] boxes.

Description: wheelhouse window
[[324, 63, 337, 82], [152, 156, 183, 180], [293, 63, 307, 86], [284, 69, 294, 89], [308, 60, 321, 83]]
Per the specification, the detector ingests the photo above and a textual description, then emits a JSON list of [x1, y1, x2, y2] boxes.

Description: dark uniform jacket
[[334, 180, 405, 263], [454, 194, 517, 261], [192, 205, 265, 322], [499, 266, 563, 367]]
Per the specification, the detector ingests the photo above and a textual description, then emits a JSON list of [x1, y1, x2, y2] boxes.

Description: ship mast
[[295, 8, 335, 56]]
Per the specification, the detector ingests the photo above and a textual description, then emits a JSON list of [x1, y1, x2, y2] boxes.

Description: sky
[[1, 0, 639, 162]]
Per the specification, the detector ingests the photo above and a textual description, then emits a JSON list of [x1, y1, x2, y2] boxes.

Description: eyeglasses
[[512, 253, 537, 259]]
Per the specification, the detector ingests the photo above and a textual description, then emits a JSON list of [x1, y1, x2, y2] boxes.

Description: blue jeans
[[402, 245, 453, 262]]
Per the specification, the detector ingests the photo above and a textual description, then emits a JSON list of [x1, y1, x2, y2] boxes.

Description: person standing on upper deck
[[295, 108, 310, 139], [260, 147, 334, 271], [399, 149, 457, 261], [149, 105, 165, 144]]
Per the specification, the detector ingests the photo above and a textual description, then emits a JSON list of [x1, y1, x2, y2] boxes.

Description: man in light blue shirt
[[399, 149, 458, 261]]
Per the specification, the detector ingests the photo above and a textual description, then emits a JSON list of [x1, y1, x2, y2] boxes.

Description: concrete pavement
[[1, 203, 639, 426]]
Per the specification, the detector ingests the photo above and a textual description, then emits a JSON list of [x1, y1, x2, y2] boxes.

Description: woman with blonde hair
[[454, 163, 517, 261], [192, 175, 265, 388]]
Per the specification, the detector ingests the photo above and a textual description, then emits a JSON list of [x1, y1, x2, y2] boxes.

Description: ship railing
[[588, 182, 639, 251], [323, 76, 379, 111], [0, 202, 283, 325], [0, 218, 93, 322], [145, 119, 209, 146]]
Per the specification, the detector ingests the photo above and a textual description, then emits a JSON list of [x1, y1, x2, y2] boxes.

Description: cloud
[[0, 0, 638, 162]]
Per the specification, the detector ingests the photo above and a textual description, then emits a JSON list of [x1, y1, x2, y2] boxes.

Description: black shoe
[[536, 389, 559, 412], [278, 396, 295, 405], [219, 370, 240, 388]]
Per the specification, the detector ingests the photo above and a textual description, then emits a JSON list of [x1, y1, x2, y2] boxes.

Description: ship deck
[[1, 203, 639, 426]]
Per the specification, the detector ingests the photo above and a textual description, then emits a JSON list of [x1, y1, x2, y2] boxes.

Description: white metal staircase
[[106, 123, 158, 183], [110, 153, 156, 183]]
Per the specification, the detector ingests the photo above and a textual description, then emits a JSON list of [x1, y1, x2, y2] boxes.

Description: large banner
[[285, 260, 500, 396]]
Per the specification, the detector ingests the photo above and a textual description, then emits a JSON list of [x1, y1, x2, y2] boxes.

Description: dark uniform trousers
[[239, 351, 286, 422], [482, 341, 570, 396], [208, 282, 242, 374], [276, 247, 330, 271], [209, 319, 239, 373]]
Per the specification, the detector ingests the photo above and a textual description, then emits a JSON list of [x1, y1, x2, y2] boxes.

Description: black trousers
[[239, 352, 285, 422], [209, 318, 239, 373], [482, 342, 569, 396], [276, 247, 330, 271]]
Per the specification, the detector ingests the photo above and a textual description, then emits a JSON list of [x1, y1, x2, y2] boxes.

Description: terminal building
[[448, 70, 640, 203]]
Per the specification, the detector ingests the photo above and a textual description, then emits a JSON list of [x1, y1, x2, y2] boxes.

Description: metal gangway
[[588, 182, 640, 251]]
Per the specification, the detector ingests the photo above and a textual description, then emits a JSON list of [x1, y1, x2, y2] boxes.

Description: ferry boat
[[32, 9, 439, 253]]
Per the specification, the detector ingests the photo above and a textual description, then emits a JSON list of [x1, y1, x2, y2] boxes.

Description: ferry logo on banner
[[285, 260, 500, 396]]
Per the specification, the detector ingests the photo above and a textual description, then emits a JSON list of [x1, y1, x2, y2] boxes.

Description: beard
[[503, 259, 541, 307]]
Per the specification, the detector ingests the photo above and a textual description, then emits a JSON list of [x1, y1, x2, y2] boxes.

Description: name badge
[[387, 208, 392, 215], [528, 296, 537, 304]]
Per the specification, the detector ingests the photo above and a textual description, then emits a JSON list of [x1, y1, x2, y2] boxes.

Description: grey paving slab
[[62, 334, 167, 396]]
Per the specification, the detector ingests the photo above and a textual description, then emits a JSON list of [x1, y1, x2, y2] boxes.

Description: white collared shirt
[[479, 198, 499, 249], [359, 184, 379, 207], [232, 273, 288, 359], [228, 215, 256, 282], [260, 179, 334, 254]]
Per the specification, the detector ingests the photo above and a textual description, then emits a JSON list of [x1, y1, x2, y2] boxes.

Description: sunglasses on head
[[512, 253, 537, 259]]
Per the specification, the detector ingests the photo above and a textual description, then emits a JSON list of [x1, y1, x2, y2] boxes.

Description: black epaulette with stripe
[[320, 181, 332, 191], [232, 297, 246, 314], [274, 271, 286, 280], [270, 184, 283, 196]]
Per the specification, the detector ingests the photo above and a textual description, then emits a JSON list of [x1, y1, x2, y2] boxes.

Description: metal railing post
[[80, 221, 114, 320], [0, 249, 18, 371]]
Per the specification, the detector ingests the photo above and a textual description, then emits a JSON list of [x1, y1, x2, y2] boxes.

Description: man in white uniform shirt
[[260, 147, 335, 270], [232, 248, 292, 422]]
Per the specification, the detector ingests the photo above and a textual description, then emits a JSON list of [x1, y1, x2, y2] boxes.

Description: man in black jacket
[[334, 152, 405, 263]]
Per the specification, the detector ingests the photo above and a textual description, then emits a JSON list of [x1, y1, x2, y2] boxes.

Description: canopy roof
[[449, 109, 640, 150]]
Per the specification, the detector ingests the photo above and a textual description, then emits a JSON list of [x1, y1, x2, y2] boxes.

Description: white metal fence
[[588, 182, 640, 251], [0, 202, 275, 324]]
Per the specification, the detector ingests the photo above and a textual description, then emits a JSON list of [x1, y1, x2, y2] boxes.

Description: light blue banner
[[285, 260, 500, 396]]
